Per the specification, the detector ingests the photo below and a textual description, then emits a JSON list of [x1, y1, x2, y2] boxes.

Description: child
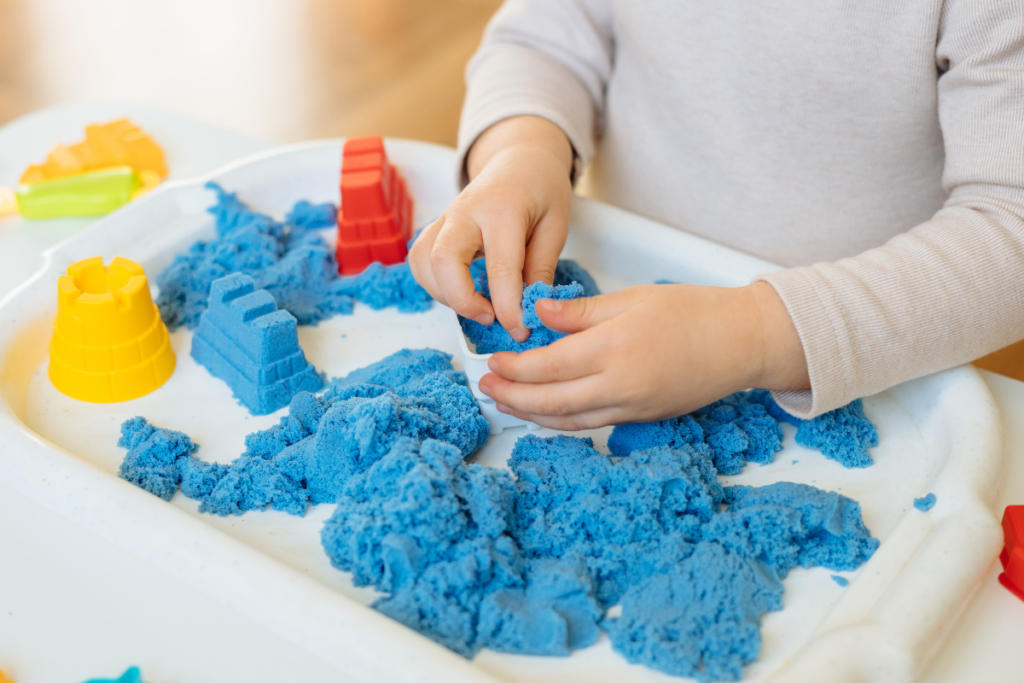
[[409, 0, 1024, 430]]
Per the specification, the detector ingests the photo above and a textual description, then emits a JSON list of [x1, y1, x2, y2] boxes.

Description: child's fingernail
[[487, 357, 499, 372], [511, 327, 529, 342], [479, 381, 492, 396], [496, 403, 510, 414], [475, 313, 494, 326]]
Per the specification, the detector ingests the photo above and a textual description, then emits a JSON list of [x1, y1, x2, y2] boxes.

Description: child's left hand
[[477, 282, 810, 430]]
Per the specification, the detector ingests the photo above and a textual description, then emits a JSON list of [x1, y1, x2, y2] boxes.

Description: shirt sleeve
[[757, 0, 1024, 418], [457, 0, 614, 186]]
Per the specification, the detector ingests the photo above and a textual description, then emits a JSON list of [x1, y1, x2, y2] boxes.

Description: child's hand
[[408, 116, 574, 342], [477, 282, 810, 430]]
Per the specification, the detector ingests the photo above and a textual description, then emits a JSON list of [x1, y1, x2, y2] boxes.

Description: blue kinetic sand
[[318, 433, 878, 677], [608, 390, 784, 475], [117, 346, 880, 680], [119, 349, 489, 516], [609, 390, 879, 473], [191, 273, 323, 416], [156, 183, 431, 329], [459, 260, 594, 354], [117, 417, 198, 501], [754, 391, 878, 468], [914, 493, 937, 512], [831, 574, 850, 587]]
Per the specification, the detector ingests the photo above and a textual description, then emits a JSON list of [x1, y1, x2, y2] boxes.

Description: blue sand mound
[[117, 417, 198, 501], [752, 391, 878, 468], [118, 349, 489, 517], [318, 432, 878, 677], [914, 493, 937, 512], [608, 390, 784, 475], [156, 183, 431, 329], [609, 390, 879, 472], [459, 260, 594, 354], [192, 273, 324, 415], [118, 347, 879, 680]]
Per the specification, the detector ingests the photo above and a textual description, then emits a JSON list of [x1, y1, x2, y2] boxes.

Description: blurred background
[[0, 0, 503, 145], [0, 0, 1020, 376]]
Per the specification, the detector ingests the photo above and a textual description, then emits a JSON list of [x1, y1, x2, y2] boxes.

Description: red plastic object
[[336, 136, 413, 275], [999, 505, 1024, 601]]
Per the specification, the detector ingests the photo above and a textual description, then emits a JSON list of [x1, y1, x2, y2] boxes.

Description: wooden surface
[[976, 339, 1024, 383], [0, 0, 502, 145]]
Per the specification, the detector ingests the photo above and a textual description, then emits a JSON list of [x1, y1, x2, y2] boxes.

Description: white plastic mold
[[447, 305, 541, 434], [0, 139, 1008, 683]]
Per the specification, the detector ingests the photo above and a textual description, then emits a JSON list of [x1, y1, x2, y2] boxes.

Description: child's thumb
[[535, 291, 630, 334]]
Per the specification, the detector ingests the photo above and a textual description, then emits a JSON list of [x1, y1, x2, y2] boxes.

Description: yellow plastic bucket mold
[[49, 256, 175, 402]]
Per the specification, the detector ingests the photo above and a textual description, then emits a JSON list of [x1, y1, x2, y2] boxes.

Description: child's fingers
[[535, 288, 635, 334], [407, 215, 446, 304], [486, 333, 604, 383], [522, 211, 567, 286], [481, 227, 528, 342], [430, 215, 495, 325], [477, 371, 609, 417], [495, 402, 624, 431]]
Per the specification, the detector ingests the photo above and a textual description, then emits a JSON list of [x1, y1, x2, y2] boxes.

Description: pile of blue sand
[[118, 349, 489, 516], [321, 433, 879, 681], [117, 345, 882, 681], [156, 183, 431, 329], [459, 259, 600, 354], [609, 389, 878, 472], [914, 493, 937, 512], [191, 273, 323, 415], [754, 391, 878, 468]]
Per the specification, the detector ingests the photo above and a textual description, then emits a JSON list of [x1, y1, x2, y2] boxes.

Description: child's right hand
[[408, 116, 574, 342]]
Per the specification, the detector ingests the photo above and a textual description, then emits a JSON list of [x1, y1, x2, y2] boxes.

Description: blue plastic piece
[[914, 493, 937, 512], [191, 273, 323, 415], [83, 666, 144, 683]]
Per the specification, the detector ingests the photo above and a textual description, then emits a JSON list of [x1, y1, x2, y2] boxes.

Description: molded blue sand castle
[[460, 259, 600, 354], [156, 183, 431, 329], [191, 273, 323, 415], [118, 345, 882, 681]]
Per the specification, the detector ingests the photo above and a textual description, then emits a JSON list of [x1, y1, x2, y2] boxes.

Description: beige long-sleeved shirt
[[458, 0, 1024, 418]]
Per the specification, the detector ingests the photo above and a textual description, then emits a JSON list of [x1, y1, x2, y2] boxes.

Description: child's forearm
[[466, 116, 574, 182], [749, 282, 810, 391]]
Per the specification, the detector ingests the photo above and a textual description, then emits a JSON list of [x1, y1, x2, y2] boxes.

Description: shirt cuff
[[755, 267, 858, 419], [457, 43, 597, 188]]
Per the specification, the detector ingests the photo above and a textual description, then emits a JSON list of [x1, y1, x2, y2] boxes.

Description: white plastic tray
[[0, 139, 1006, 683]]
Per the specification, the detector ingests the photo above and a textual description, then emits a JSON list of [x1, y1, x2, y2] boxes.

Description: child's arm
[[408, 116, 574, 340]]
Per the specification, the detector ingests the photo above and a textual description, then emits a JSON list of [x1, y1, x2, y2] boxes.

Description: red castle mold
[[336, 136, 413, 275], [999, 505, 1024, 602]]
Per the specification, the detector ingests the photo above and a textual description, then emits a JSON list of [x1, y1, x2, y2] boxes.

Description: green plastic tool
[[16, 166, 140, 219]]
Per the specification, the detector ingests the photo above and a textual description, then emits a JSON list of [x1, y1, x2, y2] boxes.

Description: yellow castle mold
[[49, 256, 175, 402]]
